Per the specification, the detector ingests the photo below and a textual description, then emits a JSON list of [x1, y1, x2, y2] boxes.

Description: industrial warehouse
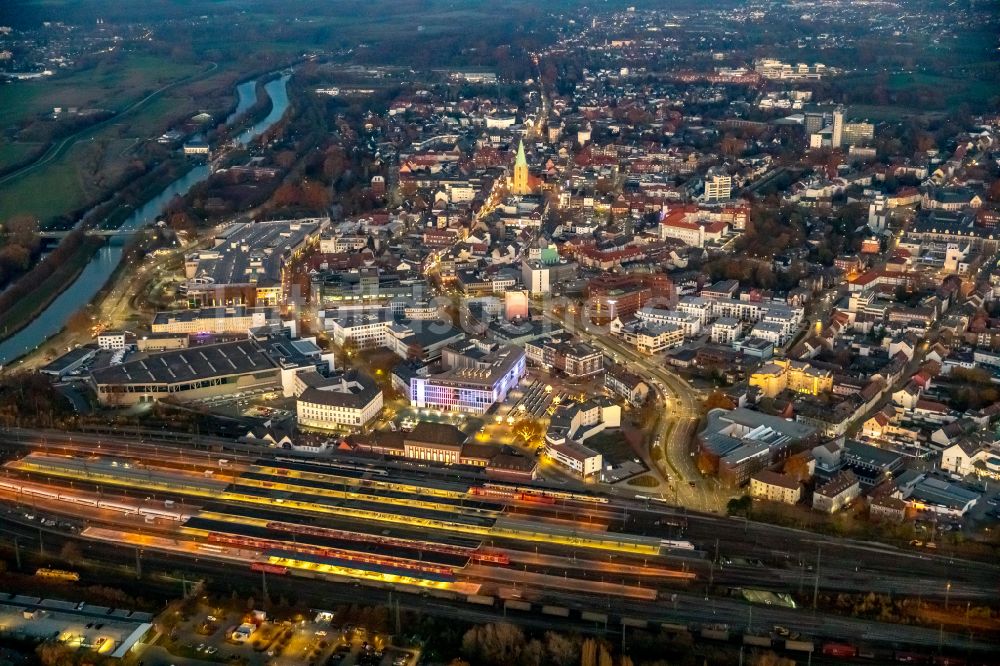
[[89, 333, 335, 406], [89, 339, 282, 405]]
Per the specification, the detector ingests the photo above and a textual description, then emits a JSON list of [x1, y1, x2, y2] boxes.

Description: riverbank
[[0, 71, 293, 368], [0, 237, 104, 349], [0, 232, 184, 374], [0, 155, 192, 340], [99, 157, 194, 231]]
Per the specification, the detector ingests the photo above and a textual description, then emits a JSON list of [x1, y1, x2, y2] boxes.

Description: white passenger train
[[0, 479, 191, 521]]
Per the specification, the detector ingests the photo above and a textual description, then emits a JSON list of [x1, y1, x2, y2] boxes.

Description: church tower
[[512, 139, 530, 195]]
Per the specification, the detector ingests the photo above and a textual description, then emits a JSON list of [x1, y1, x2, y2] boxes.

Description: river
[[0, 73, 292, 367], [225, 79, 257, 126]]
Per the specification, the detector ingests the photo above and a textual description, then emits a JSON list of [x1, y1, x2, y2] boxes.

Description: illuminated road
[[540, 308, 724, 511]]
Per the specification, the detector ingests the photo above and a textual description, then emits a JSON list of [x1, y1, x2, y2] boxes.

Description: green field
[[0, 54, 202, 128], [0, 141, 45, 172], [0, 145, 90, 223], [886, 72, 999, 108], [0, 62, 248, 225], [836, 70, 1000, 121], [847, 105, 947, 123]]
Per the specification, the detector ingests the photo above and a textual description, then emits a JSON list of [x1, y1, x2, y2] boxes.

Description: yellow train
[[34, 568, 80, 582]]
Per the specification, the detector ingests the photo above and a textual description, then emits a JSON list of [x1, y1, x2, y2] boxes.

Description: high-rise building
[[831, 107, 845, 149], [868, 194, 888, 233], [703, 169, 732, 202], [843, 121, 874, 146], [804, 112, 825, 136]]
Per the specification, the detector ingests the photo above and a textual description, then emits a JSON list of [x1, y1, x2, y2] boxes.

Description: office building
[[831, 107, 844, 149], [755, 59, 828, 80], [151, 306, 281, 335], [97, 331, 128, 350], [813, 470, 861, 513], [749, 359, 833, 398], [843, 121, 874, 146], [183, 219, 323, 307], [410, 344, 526, 414], [605, 366, 649, 406], [504, 290, 530, 320], [521, 258, 577, 296], [610, 319, 685, 354], [750, 470, 802, 505], [546, 439, 602, 478], [698, 407, 817, 486], [542, 340, 604, 378], [295, 369, 383, 431], [803, 112, 825, 136], [321, 309, 465, 362]]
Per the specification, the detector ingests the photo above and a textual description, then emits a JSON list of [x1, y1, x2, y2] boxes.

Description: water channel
[[0, 74, 292, 366]]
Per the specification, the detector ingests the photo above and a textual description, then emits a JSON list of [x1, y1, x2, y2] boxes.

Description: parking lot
[[149, 603, 419, 666]]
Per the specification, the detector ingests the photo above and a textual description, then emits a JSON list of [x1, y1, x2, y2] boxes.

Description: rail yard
[[0, 430, 997, 661]]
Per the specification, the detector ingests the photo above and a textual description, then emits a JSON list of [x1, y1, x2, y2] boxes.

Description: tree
[[301, 180, 332, 210], [582, 637, 598, 666], [35, 641, 74, 666], [66, 307, 95, 335], [0, 372, 75, 427], [987, 179, 1000, 203], [544, 631, 579, 666], [511, 418, 544, 445], [520, 639, 545, 666], [323, 148, 348, 182], [721, 136, 746, 156], [272, 182, 303, 207], [751, 653, 797, 666], [462, 623, 525, 665], [727, 495, 752, 517], [783, 454, 813, 482], [167, 210, 197, 233], [703, 391, 735, 412], [4, 214, 40, 246], [0, 244, 31, 273], [275, 150, 297, 169]]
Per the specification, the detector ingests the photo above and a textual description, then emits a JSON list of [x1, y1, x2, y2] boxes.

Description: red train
[[820, 642, 967, 666], [822, 643, 857, 658]]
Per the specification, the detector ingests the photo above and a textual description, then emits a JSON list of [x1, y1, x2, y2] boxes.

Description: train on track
[[35, 568, 80, 582], [0, 479, 191, 521], [471, 482, 610, 504]]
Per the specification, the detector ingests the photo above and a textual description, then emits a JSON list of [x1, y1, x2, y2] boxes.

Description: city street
[[541, 307, 729, 512]]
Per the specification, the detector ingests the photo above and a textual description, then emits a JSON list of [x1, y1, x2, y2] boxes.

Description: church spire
[[512, 139, 530, 195]]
